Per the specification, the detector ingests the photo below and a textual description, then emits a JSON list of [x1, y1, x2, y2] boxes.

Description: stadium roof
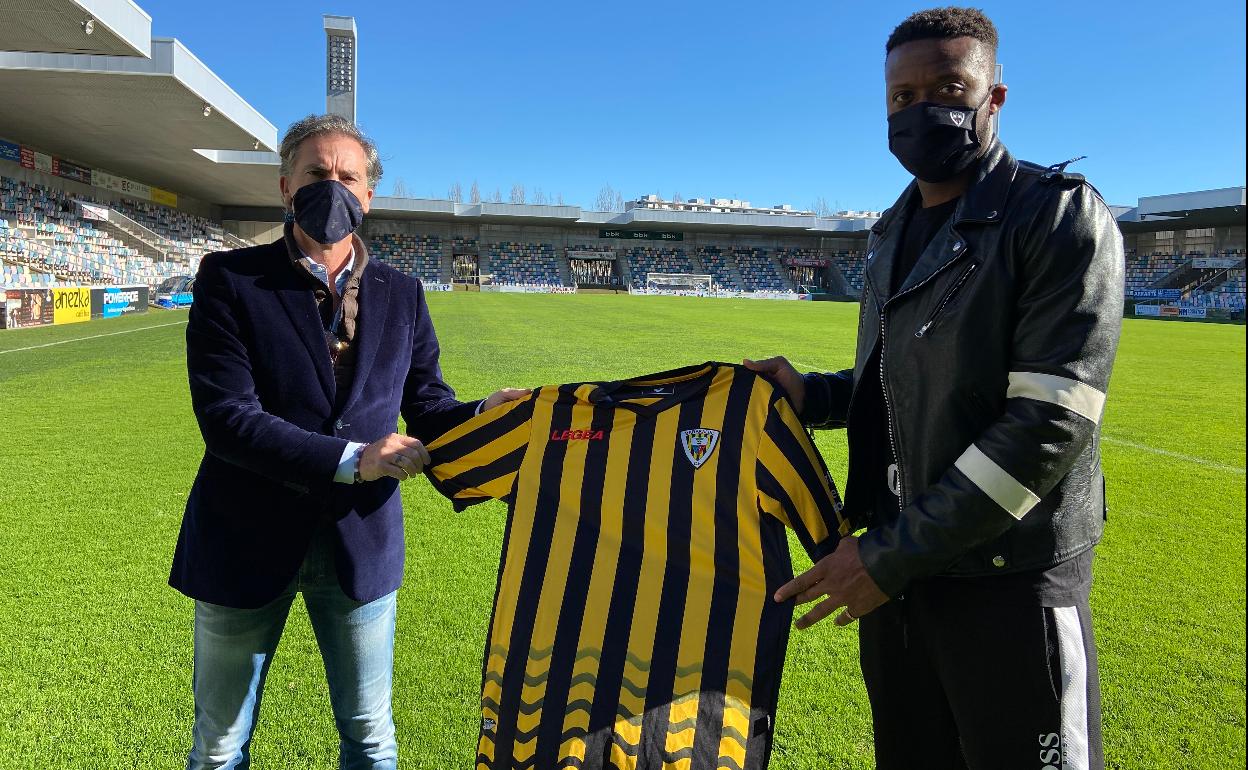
[[0, 28, 282, 208], [0, 0, 151, 57], [218, 197, 880, 236], [1116, 186, 1246, 233]]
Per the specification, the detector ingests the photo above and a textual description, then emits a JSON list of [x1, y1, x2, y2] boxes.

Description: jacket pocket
[[914, 262, 979, 338]]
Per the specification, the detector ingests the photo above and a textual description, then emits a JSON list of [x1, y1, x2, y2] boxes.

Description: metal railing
[[222, 231, 254, 250], [104, 209, 174, 260]]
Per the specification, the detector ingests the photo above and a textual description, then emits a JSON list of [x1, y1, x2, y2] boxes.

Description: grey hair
[[278, 114, 383, 189]]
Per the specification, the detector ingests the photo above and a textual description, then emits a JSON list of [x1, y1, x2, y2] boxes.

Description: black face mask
[[888, 92, 991, 183], [290, 179, 364, 245]]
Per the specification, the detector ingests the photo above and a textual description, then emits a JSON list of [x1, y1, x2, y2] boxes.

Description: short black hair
[[886, 7, 999, 55]]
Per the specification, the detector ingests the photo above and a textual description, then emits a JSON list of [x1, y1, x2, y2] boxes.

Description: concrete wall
[[1123, 225, 1246, 255], [223, 220, 284, 244]]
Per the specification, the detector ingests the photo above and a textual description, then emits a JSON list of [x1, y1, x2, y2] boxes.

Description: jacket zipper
[[915, 262, 978, 338], [877, 250, 968, 512], [879, 312, 904, 514]]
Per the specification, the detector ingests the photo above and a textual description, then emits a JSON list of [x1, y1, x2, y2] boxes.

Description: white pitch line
[[1100, 436, 1244, 475], [790, 361, 832, 373], [0, 319, 187, 355]]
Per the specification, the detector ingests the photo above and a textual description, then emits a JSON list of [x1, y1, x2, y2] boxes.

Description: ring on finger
[[843, 607, 856, 621]]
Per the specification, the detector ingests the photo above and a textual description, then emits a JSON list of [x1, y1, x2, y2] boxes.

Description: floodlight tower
[[323, 15, 357, 122]]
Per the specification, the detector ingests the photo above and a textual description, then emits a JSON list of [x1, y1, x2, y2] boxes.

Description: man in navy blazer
[[171, 114, 524, 769]]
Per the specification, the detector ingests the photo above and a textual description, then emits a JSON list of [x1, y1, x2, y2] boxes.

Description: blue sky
[[143, 0, 1245, 210]]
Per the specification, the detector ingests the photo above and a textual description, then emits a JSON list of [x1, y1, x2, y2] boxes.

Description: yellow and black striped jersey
[[426, 362, 848, 770]]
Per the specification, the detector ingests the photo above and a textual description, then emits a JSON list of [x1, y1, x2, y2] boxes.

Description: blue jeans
[[186, 529, 398, 770]]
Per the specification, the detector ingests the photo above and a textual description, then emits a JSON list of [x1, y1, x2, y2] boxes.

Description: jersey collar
[[590, 362, 719, 417]]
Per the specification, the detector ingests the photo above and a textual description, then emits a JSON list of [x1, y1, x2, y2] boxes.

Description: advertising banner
[[151, 187, 178, 207], [784, 258, 830, 267], [1159, 305, 1180, 317], [118, 177, 150, 200], [3, 289, 54, 328], [19, 146, 34, 169], [53, 287, 92, 325], [1133, 304, 1162, 317], [1192, 258, 1240, 269], [32, 151, 53, 174], [0, 139, 20, 163], [1128, 288, 1182, 300], [598, 229, 684, 241], [482, 285, 577, 294], [1178, 307, 1207, 319], [52, 158, 93, 185], [423, 283, 454, 292], [91, 286, 148, 318], [92, 169, 152, 201]]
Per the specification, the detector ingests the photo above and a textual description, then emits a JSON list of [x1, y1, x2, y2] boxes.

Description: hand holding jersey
[[745, 357, 889, 628], [773, 535, 889, 629]]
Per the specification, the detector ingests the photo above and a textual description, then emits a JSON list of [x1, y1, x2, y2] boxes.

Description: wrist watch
[[352, 447, 364, 484]]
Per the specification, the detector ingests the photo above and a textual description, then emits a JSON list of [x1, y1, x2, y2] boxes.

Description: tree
[[532, 187, 546, 205], [509, 183, 525, 204], [556, 192, 564, 205], [470, 180, 481, 204], [672, 190, 682, 204], [491, 188, 503, 203], [392, 177, 408, 197], [810, 196, 832, 217], [595, 184, 616, 212], [613, 191, 625, 212], [448, 182, 463, 203]]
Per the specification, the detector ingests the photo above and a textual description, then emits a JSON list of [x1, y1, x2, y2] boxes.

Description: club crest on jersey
[[680, 429, 720, 469]]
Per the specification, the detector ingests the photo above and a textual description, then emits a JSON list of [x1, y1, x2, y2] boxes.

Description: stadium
[[0, 2, 1244, 768]]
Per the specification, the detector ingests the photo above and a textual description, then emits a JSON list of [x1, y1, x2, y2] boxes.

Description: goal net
[[644, 272, 714, 295]]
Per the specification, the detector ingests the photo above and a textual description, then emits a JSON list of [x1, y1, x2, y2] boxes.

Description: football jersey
[[425, 362, 848, 770]]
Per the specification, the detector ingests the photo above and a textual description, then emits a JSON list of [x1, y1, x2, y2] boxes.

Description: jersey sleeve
[[755, 393, 849, 561], [423, 390, 538, 510]]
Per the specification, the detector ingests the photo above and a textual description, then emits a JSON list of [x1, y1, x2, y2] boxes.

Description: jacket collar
[[866, 141, 1018, 305], [871, 140, 1016, 234]]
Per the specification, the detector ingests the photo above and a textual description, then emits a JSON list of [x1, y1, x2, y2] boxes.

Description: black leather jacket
[[802, 141, 1124, 597]]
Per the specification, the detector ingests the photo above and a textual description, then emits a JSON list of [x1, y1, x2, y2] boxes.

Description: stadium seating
[[735, 248, 788, 291], [114, 198, 225, 261], [830, 250, 866, 294], [1124, 252, 1185, 293], [696, 246, 742, 291], [368, 233, 443, 283], [1, 175, 186, 288], [625, 246, 695, 289], [488, 241, 562, 286], [1185, 268, 1247, 310]]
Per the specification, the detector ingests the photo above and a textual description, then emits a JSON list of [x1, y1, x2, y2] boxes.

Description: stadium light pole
[[324, 15, 358, 123]]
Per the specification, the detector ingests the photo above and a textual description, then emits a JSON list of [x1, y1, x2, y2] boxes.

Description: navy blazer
[[170, 235, 476, 608]]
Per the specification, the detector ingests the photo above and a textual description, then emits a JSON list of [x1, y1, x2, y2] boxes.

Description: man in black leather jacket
[[748, 8, 1123, 769]]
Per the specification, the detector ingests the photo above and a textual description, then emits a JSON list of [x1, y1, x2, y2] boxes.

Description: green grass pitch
[[0, 294, 1243, 768]]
